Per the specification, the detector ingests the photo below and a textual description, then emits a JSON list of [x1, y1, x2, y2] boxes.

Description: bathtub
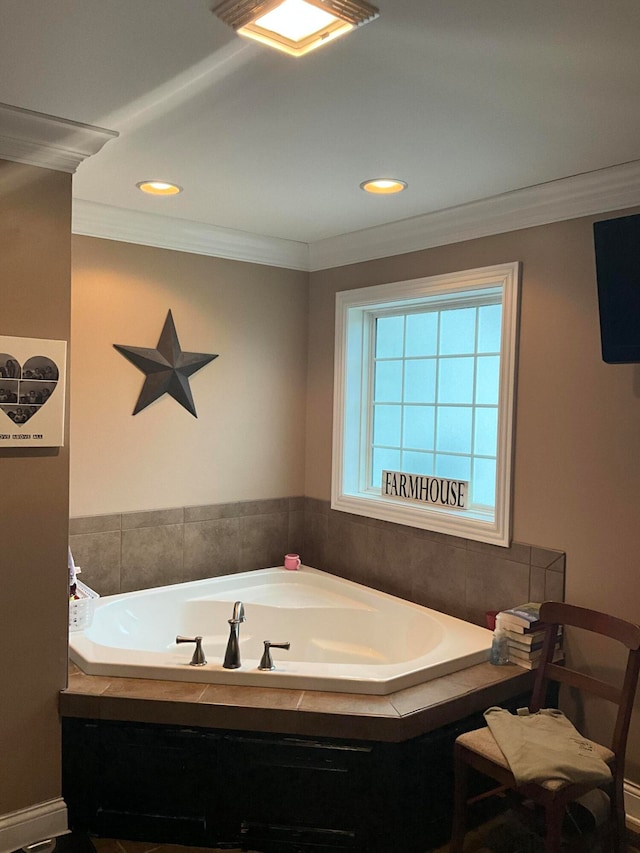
[[69, 565, 492, 695]]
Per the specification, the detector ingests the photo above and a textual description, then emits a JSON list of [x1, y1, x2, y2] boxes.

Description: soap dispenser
[[489, 613, 509, 665]]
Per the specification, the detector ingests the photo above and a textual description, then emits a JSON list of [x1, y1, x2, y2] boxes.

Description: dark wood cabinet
[[226, 734, 371, 849], [63, 721, 226, 846], [63, 693, 532, 853]]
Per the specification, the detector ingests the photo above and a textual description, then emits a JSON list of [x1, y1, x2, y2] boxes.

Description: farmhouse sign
[[382, 470, 468, 510]]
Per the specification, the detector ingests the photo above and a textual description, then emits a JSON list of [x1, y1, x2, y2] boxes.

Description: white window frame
[[331, 262, 521, 547]]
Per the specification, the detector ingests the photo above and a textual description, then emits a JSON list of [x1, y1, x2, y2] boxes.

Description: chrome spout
[[223, 601, 245, 669]]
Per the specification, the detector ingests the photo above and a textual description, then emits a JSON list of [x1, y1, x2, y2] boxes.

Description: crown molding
[[308, 159, 640, 271], [72, 159, 640, 272], [72, 200, 310, 271], [0, 102, 117, 173]]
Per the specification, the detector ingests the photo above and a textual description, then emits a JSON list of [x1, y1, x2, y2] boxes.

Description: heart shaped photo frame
[[0, 354, 59, 425], [0, 336, 67, 447]]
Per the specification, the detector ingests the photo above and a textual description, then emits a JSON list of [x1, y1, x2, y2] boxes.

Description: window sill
[[331, 491, 509, 547]]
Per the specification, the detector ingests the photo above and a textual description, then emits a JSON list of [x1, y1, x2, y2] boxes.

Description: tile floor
[[53, 840, 229, 853], [51, 812, 640, 853], [84, 825, 640, 853], [92, 841, 244, 853]]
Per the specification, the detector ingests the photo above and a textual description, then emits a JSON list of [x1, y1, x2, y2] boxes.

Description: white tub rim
[[69, 565, 492, 695]]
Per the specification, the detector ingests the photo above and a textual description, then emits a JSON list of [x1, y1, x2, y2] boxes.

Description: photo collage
[[0, 354, 59, 425]]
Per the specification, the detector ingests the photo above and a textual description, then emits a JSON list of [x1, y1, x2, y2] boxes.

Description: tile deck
[[61, 659, 535, 743]]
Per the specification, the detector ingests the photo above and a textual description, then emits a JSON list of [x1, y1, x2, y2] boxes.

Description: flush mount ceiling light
[[212, 0, 379, 58], [136, 181, 183, 196], [360, 178, 408, 194]]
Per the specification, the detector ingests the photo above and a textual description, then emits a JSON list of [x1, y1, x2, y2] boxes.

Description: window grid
[[399, 313, 407, 474], [470, 306, 480, 504], [371, 304, 501, 508], [432, 307, 441, 481]]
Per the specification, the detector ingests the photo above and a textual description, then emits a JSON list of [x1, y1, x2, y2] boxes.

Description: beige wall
[[306, 210, 640, 781], [0, 161, 71, 813], [70, 237, 308, 517], [4, 155, 637, 826], [68, 210, 640, 784]]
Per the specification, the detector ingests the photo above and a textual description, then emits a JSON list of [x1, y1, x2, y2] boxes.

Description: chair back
[[530, 601, 640, 767]]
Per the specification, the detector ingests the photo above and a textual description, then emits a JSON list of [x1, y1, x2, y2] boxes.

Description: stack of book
[[499, 602, 563, 669]]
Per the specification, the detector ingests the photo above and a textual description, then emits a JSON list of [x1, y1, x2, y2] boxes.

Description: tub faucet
[[223, 601, 245, 669]]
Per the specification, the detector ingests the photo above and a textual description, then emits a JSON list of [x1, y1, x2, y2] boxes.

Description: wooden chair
[[449, 601, 640, 853]]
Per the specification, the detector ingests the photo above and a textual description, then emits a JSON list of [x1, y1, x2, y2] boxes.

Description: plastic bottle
[[68, 546, 78, 599], [489, 614, 509, 665]]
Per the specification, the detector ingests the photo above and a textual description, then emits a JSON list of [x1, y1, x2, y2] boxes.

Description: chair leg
[[449, 746, 469, 853], [610, 773, 627, 853], [544, 801, 564, 853]]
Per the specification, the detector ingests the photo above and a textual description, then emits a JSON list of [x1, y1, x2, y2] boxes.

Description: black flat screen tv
[[594, 212, 640, 364]]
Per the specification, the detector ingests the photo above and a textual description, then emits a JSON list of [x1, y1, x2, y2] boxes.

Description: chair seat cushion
[[456, 726, 614, 791]]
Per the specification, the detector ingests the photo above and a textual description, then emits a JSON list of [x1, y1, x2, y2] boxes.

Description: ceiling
[[1, 0, 640, 254]]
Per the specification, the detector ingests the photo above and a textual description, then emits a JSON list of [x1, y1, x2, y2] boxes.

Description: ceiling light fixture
[[212, 0, 379, 58], [136, 181, 183, 196], [360, 178, 408, 195]]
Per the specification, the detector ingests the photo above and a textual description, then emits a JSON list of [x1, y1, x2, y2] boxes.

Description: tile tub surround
[[69, 497, 564, 625], [61, 659, 535, 743], [303, 499, 565, 627], [69, 498, 305, 596]]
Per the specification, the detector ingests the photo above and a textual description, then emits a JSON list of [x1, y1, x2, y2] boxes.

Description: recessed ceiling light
[[212, 0, 379, 58], [136, 181, 183, 196], [360, 178, 408, 195]]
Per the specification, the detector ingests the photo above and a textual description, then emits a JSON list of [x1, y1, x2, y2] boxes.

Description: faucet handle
[[258, 640, 290, 671], [176, 635, 207, 666]]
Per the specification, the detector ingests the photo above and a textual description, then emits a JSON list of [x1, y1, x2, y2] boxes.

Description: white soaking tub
[[69, 565, 492, 695]]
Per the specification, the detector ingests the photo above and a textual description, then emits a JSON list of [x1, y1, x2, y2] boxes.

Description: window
[[332, 263, 520, 546]]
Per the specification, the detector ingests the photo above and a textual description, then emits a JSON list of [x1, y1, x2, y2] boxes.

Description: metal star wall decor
[[114, 310, 218, 417]]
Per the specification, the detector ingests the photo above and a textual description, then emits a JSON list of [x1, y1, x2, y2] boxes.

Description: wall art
[[114, 310, 218, 417], [0, 335, 67, 447]]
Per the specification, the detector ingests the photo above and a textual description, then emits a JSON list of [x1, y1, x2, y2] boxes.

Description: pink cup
[[485, 610, 498, 631], [284, 553, 301, 571]]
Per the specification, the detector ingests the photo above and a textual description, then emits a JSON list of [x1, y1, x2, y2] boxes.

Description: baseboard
[[0, 799, 68, 853], [626, 780, 640, 833]]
